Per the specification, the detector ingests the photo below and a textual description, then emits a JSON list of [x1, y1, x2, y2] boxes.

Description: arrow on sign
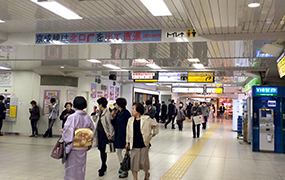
[[206, 76, 212, 81]]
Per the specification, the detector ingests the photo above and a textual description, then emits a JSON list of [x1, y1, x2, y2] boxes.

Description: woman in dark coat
[[29, 100, 40, 138], [60, 102, 75, 129], [111, 98, 131, 178]]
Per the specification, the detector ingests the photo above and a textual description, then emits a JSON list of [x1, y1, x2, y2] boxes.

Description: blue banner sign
[[35, 30, 162, 44], [255, 87, 278, 96]]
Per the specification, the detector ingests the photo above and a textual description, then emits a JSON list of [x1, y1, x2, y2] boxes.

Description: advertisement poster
[[91, 83, 97, 99], [104, 86, 110, 100], [0, 72, 12, 87], [115, 87, 120, 99], [97, 91, 104, 98], [43, 90, 60, 115], [110, 86, 115, 101], [67, 90, 76, 102]]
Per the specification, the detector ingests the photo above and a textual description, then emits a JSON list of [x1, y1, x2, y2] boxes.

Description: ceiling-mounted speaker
[[109, 74, 117, 80], [98, 79, 101, 84]]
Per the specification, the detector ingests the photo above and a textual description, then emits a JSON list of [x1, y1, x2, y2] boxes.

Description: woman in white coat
[[93, 97, 114, 177], [125, 102, 159, 180]]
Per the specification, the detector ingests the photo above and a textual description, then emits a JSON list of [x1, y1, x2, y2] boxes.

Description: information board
[[158, 72, 188, 82], [188, 72, 214, 83]]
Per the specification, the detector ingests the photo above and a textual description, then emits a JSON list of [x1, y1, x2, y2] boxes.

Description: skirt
[[130, 147, 150, 172]]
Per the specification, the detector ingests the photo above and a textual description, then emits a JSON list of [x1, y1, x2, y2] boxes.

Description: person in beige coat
[[126, 102, 159, 180], [93, 97, 114, 177]]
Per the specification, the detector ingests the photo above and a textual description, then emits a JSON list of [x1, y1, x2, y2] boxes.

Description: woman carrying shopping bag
[[191, 102, 202, 138]]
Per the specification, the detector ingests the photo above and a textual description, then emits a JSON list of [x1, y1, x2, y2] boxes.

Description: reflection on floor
[[1, 118, 285, 180]]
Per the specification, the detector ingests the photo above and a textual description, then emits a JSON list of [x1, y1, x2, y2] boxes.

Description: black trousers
[[192, 121, 201, 137], [202, 116, 208, 129], [161, 113, 167, 123], [30, 120, 38, 135], [165, 116, 175, 128], [177, 120, 183, 130], [155, 113, 159, 123], [98, 143, 107, 169], [0, 118, 3, 134], [44, 118, 56, 137]]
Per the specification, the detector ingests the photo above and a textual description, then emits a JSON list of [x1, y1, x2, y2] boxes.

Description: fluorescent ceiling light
[[103, 64, 120, 69], [87, 59, 101, 63], [146, 63, 161, 69], [248, 2, 260, 8], [0, 20, 5, 23], [135, 59, 149, 63], [30, 0, 83, 20], [140, 0, 172, 16], [187, 58, 200, 62], [193, 63, 205, 69], [0, 66, 11, 70], [60, 66, 65, 69]]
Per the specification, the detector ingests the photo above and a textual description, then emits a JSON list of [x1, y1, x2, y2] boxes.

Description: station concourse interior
[[1, 0, 285, 180]]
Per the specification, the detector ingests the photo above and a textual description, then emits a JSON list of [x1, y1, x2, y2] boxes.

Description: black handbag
[[51, 136, 63, 159], [120, 150, 130, 171]]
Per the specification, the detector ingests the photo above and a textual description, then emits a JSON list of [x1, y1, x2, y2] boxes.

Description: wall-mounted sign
[[245, 78, 260, 92], [172, 87, 203, 93], [255, 87, 278, 96], [215, 88, 223, 94], [188, 72, 214, 83], [158, 72, 188, 82], [131, 72, 158, 82], [36, 30, 162, 44], [277, 53, 285, 78], [166, 29, 197, 38], [268, 100, 276, 107]]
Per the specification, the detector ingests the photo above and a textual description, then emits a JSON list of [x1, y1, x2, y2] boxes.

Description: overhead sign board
[[245, 78, 260, 92], [255, 87, 278, 96], [158, 72, 188, 82], [215, 88, 223, 93], [131, 72, 158, 82], [277, 53, 285, 78], [206, 88, 223, 94], [172, 87, 203, 93], [188, 72, 214, 83]]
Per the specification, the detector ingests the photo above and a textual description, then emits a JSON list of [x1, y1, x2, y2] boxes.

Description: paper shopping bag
[[193, 115, 205, 125]]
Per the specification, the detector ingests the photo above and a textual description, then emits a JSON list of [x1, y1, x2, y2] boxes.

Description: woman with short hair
[[126, 102, 159, 180], [62, 96, 95, 180], [60, 102, 75, 128], [29, 100, 40, 138], [111, 98, 131, 178], [93, 97, 114, 177]]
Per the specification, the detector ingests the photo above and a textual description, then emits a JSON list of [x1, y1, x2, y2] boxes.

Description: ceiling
[[0, 0, 284, 87]]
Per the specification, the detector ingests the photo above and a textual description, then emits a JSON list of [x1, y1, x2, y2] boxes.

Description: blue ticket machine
[[252, 86, 282, 153]]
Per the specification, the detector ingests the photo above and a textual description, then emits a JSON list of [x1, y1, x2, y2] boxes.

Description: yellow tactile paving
[[160, 125, 218, 180]]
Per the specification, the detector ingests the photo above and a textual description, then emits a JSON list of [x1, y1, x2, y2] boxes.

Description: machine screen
[[261, 110, 272, 118]]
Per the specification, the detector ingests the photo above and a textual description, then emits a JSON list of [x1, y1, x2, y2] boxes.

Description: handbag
[[51, 136, 64, 159], [193, 115, 205, 125], [106, 140, 116, 153], [120, 150, 130, 171]]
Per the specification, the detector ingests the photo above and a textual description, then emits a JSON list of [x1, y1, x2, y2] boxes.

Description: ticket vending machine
[[259, 108, 275, 151]]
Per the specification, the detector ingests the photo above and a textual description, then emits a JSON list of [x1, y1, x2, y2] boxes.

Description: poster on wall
[[91, 83, 97, 99], [45, 45, 62, 60], [104, 86, 110, 100], [97, 91, 104, 98], [110, 86, 115, 101], [115, 87, 120, 99], [67, 90, 76, 102], [0, 72, 12, 87], [43, 90, 60, 115]]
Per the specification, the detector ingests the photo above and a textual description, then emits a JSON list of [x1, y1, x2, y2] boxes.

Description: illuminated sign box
[[188, 72, 214, 83], [172, 87, 203, 93], [255, 87, 278, 96], [131, 72, 158, 82], [206, 88, 223, 93], [277, 53, 285, 78], [215, 88, 223, 93], [158, 72, 188, 82]]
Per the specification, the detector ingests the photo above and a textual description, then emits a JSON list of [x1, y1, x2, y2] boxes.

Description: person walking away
[[187, 102, 193, 120], [43, 98, 59, 138], [60, 102, 75, 129], [62, 96, 95, 180], [93, 97, 114, 177], [201, 102, 210, 130], [212, 104, 216, 118], [0, 95, 6, 136], [126, 102, 159, 180], [165, 100, 177, 129], [111, 98, 131, 178], [29, 100, 40, 138], [154, 100, 161, 123], [144, 100, 156, 120], [191, 102, 202, 138], [161, 101, 167, 123], [177, 102, 187, 131], [220, 103, 226, 120]]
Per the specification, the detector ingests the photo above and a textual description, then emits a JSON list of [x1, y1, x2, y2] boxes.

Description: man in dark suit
[[187, 102, 193, 119], [154, 100, 161, 123], [144, 100, 156, 119], [161, 101, 167, 123], [165, 100, 177, 129], [0, 95, 7, 136]]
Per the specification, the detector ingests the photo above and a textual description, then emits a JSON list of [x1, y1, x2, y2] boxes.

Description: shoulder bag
[[51, 136, 63, 159]]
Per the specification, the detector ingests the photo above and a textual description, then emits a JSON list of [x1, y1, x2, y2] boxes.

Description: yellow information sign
[[186, 29, 197, 38], [188, 72, 214, 83], [277, 55, 285, 78], [134, 79, 158, 82], [215, 84, 223, 87], [215, 88, 223, 94], [9, 106, 17, 118]]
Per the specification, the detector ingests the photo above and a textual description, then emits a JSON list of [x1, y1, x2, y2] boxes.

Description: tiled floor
[[1, 118, 285, 180]]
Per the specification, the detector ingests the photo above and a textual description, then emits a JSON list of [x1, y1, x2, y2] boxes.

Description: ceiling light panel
[[0, 20, 5, 23], [187, 58, 200, 62], [146, 63, 161, 69], [193, 63, 205, 69], [87, 59, 101, 63], [140, 0, 172, 16], [102, 64, 120, 69]]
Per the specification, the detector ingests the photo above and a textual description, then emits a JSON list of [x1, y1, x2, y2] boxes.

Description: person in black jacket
[[161, 101, 167, 123], [111, 98, 131, 178], [59, 102, 75, 129], [187, 102, 193, 119], [165, 100, 177, 129], [29, 100, 40, 137], [144, 100, 156, 119], [154, 100, 161, 123], [220, 103, 226, 120], [0, 95, 6, 136], [191, 102, 202, 138]]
